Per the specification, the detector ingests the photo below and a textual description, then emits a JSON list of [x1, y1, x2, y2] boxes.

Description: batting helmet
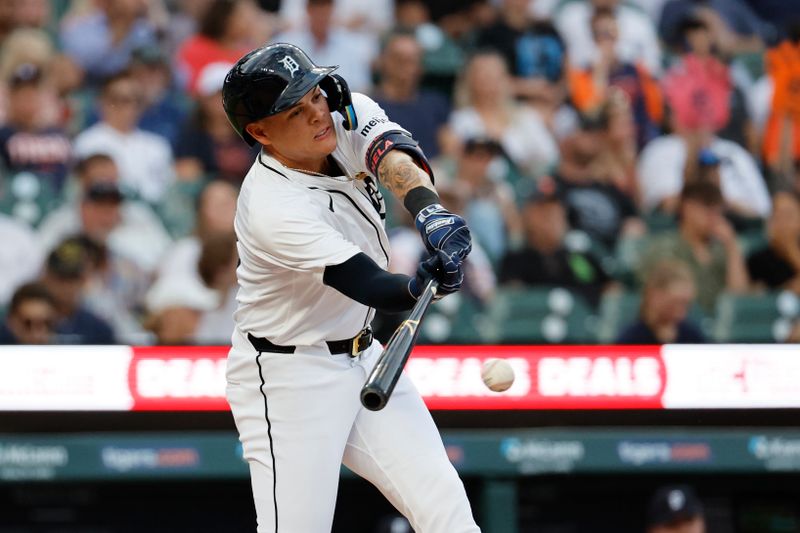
[[222, 42, 357, 146]]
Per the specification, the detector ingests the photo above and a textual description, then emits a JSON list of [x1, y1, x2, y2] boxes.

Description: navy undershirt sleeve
[[323, 252, 417, 312]]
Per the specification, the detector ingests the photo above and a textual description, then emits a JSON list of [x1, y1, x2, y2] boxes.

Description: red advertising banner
[[0, 344, 798, 411], [130, 346, 229, 411], [407, 345, 665, 410]]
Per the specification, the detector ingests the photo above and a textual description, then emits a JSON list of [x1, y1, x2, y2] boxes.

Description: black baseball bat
[[360, 280, 438, 411]]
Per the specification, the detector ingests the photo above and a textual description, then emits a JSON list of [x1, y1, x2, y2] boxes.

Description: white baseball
[[481, 358, 515, 392]]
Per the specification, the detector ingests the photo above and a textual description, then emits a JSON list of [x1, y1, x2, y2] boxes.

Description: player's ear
[[245, 120, 272, 147]]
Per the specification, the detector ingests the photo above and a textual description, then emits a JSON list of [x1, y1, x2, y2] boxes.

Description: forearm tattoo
[[377, 151, 435, 201]]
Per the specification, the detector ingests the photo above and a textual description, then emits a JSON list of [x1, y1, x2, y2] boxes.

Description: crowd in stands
[[1, 0, 800, 346]]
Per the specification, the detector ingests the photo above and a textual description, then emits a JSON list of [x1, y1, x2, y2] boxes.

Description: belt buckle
[[350, 328, 372, 357]]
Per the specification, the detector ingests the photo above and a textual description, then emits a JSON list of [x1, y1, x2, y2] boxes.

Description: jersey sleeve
[[334, 92, 411, 177], [242, 185, 361, 276]]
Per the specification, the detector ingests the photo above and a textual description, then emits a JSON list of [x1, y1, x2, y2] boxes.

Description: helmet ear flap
[[319, 74, 358, 131]]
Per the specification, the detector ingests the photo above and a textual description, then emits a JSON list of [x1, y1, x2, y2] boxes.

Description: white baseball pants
[[226, 328, 481, 533]]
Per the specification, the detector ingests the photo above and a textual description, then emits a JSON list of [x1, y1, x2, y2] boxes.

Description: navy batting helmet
[[222, 43, 357, 146]]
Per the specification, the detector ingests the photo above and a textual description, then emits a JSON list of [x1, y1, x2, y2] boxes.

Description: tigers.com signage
[[0, 344, 798, 411]]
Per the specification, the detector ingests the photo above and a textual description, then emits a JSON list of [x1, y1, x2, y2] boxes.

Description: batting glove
[[415, 204, 473, 260], [408, 250, 465, 300]]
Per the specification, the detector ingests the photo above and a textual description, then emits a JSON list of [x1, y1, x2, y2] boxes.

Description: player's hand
[[408, 250, 464, 300], [414, 204, 472, 260]]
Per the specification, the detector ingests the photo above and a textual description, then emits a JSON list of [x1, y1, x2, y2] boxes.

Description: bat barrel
[[358, 280, 438, 412]]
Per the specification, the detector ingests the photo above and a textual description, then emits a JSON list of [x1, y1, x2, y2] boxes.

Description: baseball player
[[222, 43, 479, 532]]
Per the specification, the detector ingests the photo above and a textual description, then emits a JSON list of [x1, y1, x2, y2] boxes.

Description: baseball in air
[[481, 358, 515, 392]]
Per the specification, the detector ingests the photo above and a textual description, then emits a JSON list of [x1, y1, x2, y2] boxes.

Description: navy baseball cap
[[85, 182, 124, 203], [698, 148, 721, 167], [646, 485, 704, 527], [9, 63, 42, 88], [47, 238, 91, 279]]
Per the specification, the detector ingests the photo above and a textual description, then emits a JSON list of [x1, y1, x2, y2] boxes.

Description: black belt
[[247, 327, 373, 357]]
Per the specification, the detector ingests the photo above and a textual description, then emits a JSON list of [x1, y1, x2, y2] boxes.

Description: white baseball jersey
[[233, 92, 407, 346]]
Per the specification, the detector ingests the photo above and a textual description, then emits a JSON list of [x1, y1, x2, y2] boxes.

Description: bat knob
[[360, 387, 387, 411]]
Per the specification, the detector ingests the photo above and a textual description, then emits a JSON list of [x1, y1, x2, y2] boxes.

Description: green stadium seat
[[596, 291, 641, 343], [712, 291, 800, 342], [484, 287, 597, 343], [419, 294, 486, 344], [643, 211, 677, 234], [0, 172, 62, 228]]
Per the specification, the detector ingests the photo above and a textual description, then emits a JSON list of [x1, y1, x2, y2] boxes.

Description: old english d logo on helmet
[[278, 55, 300, 78], [222, 43, 357, 146]]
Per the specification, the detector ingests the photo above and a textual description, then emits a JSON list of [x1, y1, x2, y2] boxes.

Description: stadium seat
[[642, 211, 677, 234], [712, 291, 800, 342], [419, 293, 486, 344], [0, 172, 62, 228], [596, 291, 641, 343], [484, 286, 597, 343]]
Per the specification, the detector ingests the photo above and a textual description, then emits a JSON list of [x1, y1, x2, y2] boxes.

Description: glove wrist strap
[[404, 186, 441, 218]]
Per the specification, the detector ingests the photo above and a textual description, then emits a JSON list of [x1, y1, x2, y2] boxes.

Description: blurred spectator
[[40, 237, 115, 344], [68, 233, 150, 345], [60, 0, 156, 84], [280, 0, 393, 35], [0, 282, 57, 345], [663, 12, 759, 154], [128, 44, 189, 147], [73, 71, 175, 204], [445, 50, 558, 177], [746, 3, 800, 36], [617, 259, 705, 344], [554, 0, 662, 75], [195, 231, 238, 344], [144, 275, 219, 345], [747, 191, 800, 292], [762, 30, 800, 184], [0, 63, 72, 192], [474, 0, 566, 100], [161, 0, 216, 60], [638, 181, 749, 313], [498, 183, 612, 307], [176, 0, 265, 94], [157, 180, 238, 284], [557, 95, 645, 249], [435, 137, 522, 263], [659, 0, 770, 55], [272, 0, 376, 93], [662, 15, 734, 136], [38, 153, 172, 274], [646, 484, 706, 533], [0, 29, 67, 132], [637, 128, 770, 219], [0, 213, 44, 307], [12, 0, 51, 31], [371, 30, 450, 159], [174, 62, 256, 184], [680, 144, 761, 226], [394, 0, 428, 29], [0, 28, 54, 82], [567, 7, 662, 150], [663, 13, 757, 154], [0, 0, 15, 42]]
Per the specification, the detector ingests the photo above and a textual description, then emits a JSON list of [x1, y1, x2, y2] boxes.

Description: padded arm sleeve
[[323, 252, 417, 312]]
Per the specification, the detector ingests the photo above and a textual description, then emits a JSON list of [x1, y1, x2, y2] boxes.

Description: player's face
[[250, 86, 337, 171]]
